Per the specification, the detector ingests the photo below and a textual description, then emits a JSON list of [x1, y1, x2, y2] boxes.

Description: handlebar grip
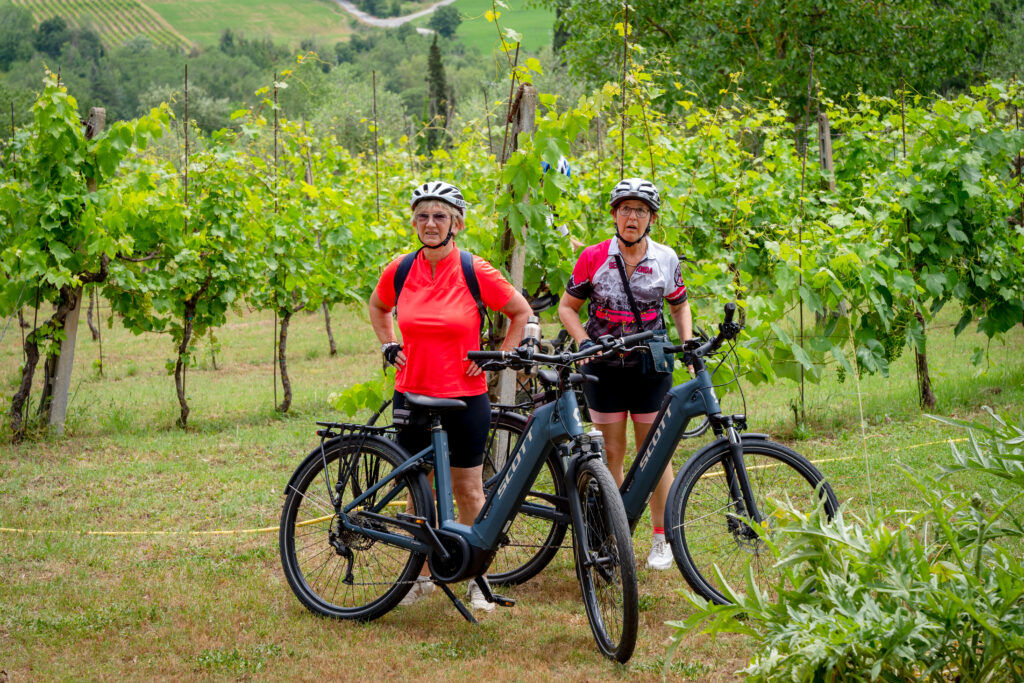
[[467, 350, 507, 362], [723, 302, 736, 325], [621, 329, 656, 345]]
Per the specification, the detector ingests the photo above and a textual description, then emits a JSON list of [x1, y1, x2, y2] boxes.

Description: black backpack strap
[[460, 250, 490, 338], [393, 249, 422, 304]]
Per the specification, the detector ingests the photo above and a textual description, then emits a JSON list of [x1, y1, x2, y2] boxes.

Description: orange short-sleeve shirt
[[374, 248, 516, 398]]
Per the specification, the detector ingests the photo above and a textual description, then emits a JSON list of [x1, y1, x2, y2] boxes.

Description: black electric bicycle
[[279, 336, 654, 662], [479, 304, 840, 605]]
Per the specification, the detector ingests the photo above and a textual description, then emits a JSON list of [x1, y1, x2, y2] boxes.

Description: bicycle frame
[[513, 365, 769, 533], [336, 389, 587, 558], [619, 370, 723, 528]]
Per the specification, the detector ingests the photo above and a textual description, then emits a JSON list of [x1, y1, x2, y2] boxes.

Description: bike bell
[[523, 315, 542, 347]]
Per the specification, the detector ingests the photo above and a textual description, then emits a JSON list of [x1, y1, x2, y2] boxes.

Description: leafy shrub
[[670, 408, 1024, 681]]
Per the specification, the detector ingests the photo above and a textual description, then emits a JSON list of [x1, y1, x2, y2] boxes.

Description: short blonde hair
[[411, 199, 465, 234]]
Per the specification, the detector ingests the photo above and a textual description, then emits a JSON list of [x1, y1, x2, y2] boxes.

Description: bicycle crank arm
[[392, 512, 451, 561], [473, 576, 515, 608]]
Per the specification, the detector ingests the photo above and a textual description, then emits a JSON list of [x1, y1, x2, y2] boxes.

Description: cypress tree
[[425, 34, 448, 152]]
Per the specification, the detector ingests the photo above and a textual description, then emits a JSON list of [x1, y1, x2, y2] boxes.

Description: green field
[[1, 297, 1022, 679], [139, 0, 354, 47], [421, 0, 553, 55]]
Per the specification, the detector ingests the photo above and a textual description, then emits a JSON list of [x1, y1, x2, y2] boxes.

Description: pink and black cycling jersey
[[565, 237, 687, 340]]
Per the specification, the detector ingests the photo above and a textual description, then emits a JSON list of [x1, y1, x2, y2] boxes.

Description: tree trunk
[[34, 286, 81, 419], [322, 301, 337, 356], [175, 303, 197, 429], [86, 287, 100, 341], [915, 311, 936, 408], [9, 332, 41, 439], [277, 309, 293, 413], [37, 354, 57, 417]]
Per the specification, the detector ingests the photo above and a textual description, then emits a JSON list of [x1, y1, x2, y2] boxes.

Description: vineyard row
[[12, 0, 191, 51]]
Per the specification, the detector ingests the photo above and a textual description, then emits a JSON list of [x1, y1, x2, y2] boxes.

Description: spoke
[[289, 484, 335, 517]]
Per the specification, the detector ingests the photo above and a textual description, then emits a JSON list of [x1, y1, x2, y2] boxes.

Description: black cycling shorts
[[393, 391, 491, 469], [581, 363, 672, 415]]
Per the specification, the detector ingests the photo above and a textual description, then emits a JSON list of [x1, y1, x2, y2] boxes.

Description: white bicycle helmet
[[410, 181, 467, 216], [609, 177, 660, 212]]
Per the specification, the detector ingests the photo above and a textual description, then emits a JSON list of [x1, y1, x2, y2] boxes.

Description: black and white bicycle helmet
[[410, 181, 467, 216], [609, 177, 660, 212]]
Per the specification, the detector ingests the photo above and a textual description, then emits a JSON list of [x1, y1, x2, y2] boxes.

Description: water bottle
[[523, 315, 542, 348]]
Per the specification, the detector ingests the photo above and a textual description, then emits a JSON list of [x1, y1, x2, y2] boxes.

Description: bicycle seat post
[[426, 411, 457, 524]]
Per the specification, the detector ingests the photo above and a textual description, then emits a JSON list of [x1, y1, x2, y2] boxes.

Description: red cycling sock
[[652, 526, 665, 536]]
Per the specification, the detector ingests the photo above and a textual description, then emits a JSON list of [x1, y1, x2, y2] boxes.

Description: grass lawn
[[144, 0, 354, 48], [1, 298, 1022, 679]]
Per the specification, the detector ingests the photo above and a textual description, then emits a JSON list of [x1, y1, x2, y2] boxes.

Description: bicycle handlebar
[[468, 330, 655, 370], [665, 303, 742, 360]]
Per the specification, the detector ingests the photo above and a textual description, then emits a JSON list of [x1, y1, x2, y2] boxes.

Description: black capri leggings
[[392, 391, 491, 469]]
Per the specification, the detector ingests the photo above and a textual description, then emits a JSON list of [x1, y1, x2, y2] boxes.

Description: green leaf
[[923, 272, 946, 298]]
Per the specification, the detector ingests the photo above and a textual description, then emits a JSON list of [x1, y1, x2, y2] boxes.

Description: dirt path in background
[[331, 0, 458, 28]]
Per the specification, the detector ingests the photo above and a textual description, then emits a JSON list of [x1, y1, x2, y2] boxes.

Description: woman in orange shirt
[[368, 181, 532, 610]]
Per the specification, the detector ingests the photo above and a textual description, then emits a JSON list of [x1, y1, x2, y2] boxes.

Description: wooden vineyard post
[[492, 85, 537, 443], [48, 107, 106, 435], [817, 112, 836, 191]]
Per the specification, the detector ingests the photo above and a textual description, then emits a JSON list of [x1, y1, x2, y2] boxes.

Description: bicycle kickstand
[[434, 581, 478, 625]]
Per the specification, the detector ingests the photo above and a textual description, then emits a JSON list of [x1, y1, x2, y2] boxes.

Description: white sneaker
[[646, 538, 674, 570], [399, 576, 434, 606], [466, 578, 496, 612]]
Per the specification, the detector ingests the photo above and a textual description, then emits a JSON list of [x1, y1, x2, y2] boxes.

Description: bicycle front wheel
[[279, 435, 434, 621], [483, 410, 568, 586], [572, 458, 638, 663], [667, 438, 838, 605]]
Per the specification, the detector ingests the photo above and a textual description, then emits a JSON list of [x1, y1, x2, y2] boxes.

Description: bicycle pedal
[[491, 593, 516, 608], [395, 512, 429, 525]]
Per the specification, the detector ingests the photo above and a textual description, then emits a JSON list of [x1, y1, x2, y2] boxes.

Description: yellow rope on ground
[[0, 438, 969, 537]]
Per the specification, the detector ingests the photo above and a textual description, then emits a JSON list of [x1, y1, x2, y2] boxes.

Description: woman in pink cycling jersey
[[557, 177, 692, 571]]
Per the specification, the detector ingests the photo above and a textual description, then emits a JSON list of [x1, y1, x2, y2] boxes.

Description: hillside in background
[[415, 0, 552, 54], [8, 0, 552, 52], [143, 0, 354, 47], [11, 0, 193, 50]]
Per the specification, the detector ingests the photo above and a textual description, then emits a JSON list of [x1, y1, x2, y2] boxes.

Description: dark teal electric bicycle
[[278, 335, 655, 662], [481, 304, 840, 605]]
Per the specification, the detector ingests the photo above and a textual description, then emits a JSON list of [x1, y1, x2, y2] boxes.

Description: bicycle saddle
[[404, 393, 468, 412]]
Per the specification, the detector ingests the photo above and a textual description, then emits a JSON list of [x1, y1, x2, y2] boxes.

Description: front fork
[[716, 416, 764, 528], [563, 433, 611, 576]]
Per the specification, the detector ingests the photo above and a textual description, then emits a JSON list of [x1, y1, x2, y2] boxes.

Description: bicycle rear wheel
[[572, 458, 638, 663], [279, 435, 433, 621], [483, 410, 568, 586], [667, 438, 838, 605]]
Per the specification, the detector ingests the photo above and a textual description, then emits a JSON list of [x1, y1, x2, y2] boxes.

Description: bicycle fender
[[282, 433, 416, 496]]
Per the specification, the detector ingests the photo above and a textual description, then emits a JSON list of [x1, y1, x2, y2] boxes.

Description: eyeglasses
[[616, 206, 651, 218], [414, 212, 451, 224]]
